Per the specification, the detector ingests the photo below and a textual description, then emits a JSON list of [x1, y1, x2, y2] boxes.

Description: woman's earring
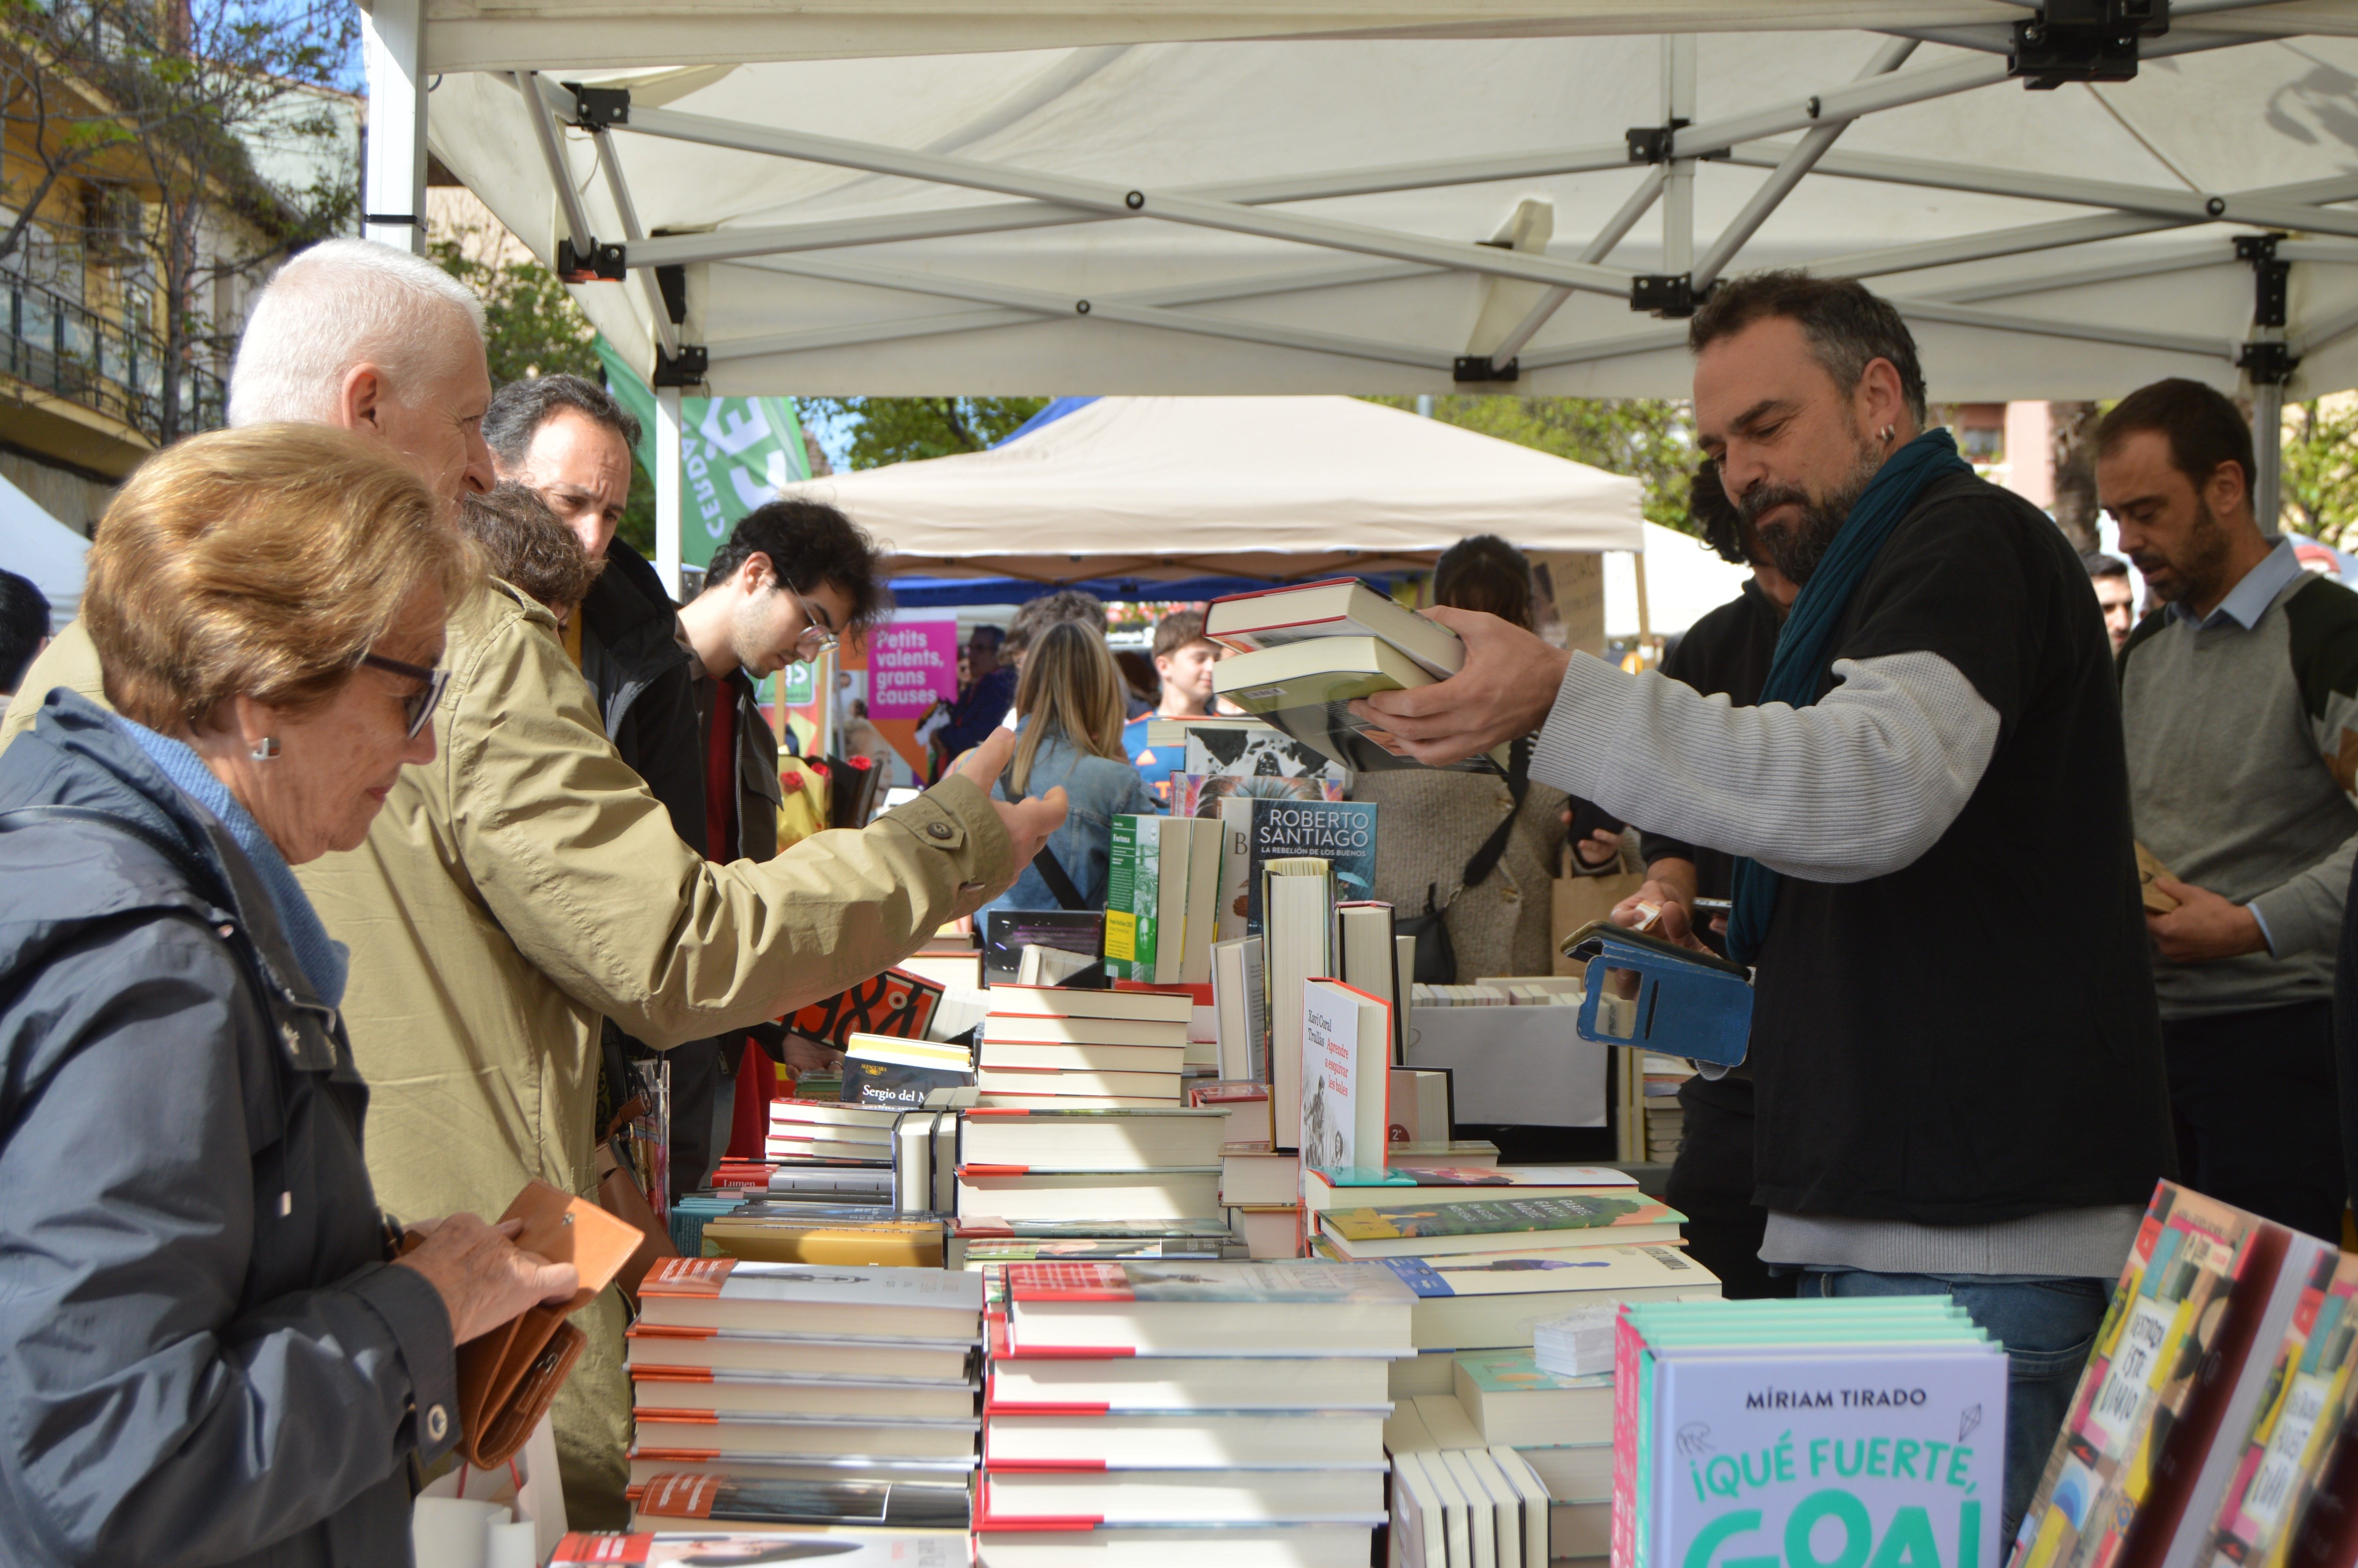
[[250, 737, 281, 761]]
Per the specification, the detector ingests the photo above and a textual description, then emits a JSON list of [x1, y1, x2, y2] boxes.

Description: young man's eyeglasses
[[791, 590, 840, 657], [359, 652, 450, 739]]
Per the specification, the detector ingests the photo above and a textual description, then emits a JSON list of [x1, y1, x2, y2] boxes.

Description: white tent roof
[[411, 5, 2358, 418], [775, 394, 1642, 583], [1, 473, 87, 629], [1607, 519, 1753, 638]]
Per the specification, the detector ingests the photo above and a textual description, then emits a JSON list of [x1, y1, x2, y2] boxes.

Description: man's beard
[[2126, 498, 2234, 607], [1737, 441, 1888, 587]]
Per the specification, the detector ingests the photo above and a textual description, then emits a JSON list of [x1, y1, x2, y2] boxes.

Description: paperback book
[[1318, 1193, 1683, 1258]]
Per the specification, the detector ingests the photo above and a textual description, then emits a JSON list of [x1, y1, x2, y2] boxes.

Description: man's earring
[[251, 737, 281, 761], [1879, 425, 1896, 444]]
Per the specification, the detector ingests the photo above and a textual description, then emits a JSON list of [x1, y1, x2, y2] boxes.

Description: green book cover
[[1102, 815, 1160, 981], [1321, 1193, 1673, 1242]]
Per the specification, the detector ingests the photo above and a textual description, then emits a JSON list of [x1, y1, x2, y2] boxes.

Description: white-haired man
[[0, 239, 1066, 1525]]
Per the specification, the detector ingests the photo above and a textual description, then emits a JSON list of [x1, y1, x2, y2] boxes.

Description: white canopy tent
[[367, 0, 2358, 588], [1608, 521, 1755, 638], [2, 474, 87, 629], [775, 394, 1642, 585]]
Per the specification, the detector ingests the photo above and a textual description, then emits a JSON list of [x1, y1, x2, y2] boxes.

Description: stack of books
[[977, 985, 1193, 1108], [1303, 1167, 1697, 1399], [951, 1105, 1230, 1253], [623, 1258, 984, 1524], [764, 1098, 899, 1194], [977, 1259, 1416, 1566], [1206, 578, 1506, 775], [1640, 1053, 1691, 1164], [1614, 1296, 2007, 1568]]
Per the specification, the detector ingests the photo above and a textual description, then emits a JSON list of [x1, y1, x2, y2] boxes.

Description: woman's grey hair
[[226, 239, 487, 428]]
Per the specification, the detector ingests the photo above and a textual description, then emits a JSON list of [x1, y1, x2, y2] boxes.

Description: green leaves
[[800, 396, 1050, 469], [1363, 396, 1699, 534]]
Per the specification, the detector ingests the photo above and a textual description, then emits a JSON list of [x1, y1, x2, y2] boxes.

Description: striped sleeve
[[1529, 650, 2001, 884]]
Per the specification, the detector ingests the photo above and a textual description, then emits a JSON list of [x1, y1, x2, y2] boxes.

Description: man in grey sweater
[[2098, 379, 2357, 1244]]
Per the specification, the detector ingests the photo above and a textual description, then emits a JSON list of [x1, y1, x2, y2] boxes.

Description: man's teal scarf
[[1723, 428, 1974, 965]]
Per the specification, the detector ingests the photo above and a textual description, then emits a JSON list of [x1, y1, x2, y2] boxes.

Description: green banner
[[593, 336, 812, 568]]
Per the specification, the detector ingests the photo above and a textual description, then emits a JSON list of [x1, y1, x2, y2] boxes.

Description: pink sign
[[866, 620, 961, 719]]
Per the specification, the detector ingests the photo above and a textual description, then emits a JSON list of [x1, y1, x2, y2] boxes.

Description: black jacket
[[0, 691, 456, 1567], [1641, 577, 1783, 904], [580, 539, 704, 847]]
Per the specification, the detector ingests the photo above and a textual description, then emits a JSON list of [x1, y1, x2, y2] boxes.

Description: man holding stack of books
[[1354, 270, 2176, 1546]]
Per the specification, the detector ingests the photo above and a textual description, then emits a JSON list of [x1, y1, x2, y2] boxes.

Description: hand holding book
[[1350, 606, 1572, 768]]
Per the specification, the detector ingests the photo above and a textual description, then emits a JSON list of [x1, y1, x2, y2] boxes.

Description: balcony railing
[[0, 273, 223, 442]]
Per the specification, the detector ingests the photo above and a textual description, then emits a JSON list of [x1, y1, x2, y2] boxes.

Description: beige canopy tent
[[775, 394, 1642, 589]]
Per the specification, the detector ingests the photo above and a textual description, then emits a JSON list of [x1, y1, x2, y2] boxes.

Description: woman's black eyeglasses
[[359, 653, 450, 739]]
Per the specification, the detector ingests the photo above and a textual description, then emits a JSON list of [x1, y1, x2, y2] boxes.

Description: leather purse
[[447, 1180, 646, 1469]]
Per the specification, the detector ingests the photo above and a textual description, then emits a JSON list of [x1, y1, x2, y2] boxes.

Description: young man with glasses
[[677, 500, 869, 1152]]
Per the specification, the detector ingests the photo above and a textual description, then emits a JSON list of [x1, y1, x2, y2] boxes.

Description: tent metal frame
[[364, 4, 2357, 589]]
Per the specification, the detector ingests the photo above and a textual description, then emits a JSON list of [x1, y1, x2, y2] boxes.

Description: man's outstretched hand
[[1352, 607, 1573, 767], [950, 729, 1068, 908]]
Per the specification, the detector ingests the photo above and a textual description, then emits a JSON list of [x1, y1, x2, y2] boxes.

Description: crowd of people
[[0, 236, 2352, 1566]]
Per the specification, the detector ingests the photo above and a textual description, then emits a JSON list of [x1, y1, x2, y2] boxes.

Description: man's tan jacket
[[2, 586, 1011, 1524]]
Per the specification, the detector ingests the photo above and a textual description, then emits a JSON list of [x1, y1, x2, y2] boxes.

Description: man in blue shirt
[[1122, 608, 1220, 804], [2101, 378, 2358, 1243]]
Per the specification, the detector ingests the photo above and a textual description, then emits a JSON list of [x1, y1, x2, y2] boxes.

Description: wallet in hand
[[446, 1180, 645, 1469]]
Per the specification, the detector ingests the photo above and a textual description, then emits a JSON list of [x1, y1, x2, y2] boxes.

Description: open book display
[[1559, 920, 1753, 1069]]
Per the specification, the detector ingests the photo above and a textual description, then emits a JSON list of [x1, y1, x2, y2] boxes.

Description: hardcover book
[[1300, 978, 1390, 1174], [787, 967, 945, 1054]]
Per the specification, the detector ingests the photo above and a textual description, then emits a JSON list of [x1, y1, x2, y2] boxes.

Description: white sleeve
[[1528, 649, 2002, 883]]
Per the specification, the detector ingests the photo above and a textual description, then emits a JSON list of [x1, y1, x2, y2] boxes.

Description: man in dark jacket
[[485, 374, 719, 1195], [1361, 273, 2175, 1541]]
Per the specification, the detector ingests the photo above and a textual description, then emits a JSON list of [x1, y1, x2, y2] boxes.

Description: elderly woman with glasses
[[0, 425, 579, 1568]]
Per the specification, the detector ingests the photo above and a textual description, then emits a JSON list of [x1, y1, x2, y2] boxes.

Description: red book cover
[[788, 967, 944, 1052]]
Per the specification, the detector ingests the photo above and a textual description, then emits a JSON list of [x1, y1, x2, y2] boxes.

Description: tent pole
[[615, 101, 1634, 298], [1662, 36, 1696, 275], [1890, 298, 2223, 357], [361, 0, 426, 254], [1691, 38, 1917, 291], [732, 250, 1457, 370], [591, 128, 680, 361], [1726, 143, 2358, 240], [518, 72, 595, 261], [656, 387, 685, 601], [2253, 378, 2285, 535]]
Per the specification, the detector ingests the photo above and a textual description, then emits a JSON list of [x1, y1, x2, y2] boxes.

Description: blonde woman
[[981, 618, 1159, 917]]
